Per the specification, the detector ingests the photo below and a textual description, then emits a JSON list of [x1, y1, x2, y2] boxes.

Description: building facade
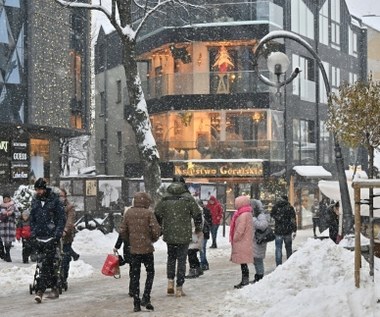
[[94, 0, 367, 220], [0, 0, 91, 191]]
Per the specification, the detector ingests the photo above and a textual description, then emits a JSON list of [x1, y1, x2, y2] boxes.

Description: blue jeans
[[200, 238, 208, 266], [254, 257, 264, 275], [275, 234, 293, 266], [210, 225, 219, 246], [167, 243, 189, 287]]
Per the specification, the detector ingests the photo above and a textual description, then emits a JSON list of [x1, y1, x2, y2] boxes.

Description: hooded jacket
[[30, 188, 65, 240], [119, 192, 161, 254], [271, 197, 297, 236], [206, 196, 223, 225], [155, 182, 202, 245]]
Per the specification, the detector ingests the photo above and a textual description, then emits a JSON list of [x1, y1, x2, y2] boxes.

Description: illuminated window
[[70, 112, 83, 129]]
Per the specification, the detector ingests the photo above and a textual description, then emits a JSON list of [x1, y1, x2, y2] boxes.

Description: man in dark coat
[[154, 176, 202, 297], [327, 201, 340, 243], [30, 178, 65, 303], [271, 195, 297, 266]]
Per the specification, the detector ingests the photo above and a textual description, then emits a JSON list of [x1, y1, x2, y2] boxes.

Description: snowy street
[[1, 227, 380, 316], [0, 227, 306, 316]]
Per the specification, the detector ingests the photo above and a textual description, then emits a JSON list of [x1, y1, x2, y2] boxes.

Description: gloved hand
[[292, 232, 297, 240]]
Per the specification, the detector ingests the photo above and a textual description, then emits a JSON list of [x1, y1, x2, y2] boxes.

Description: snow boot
[[234, 275, 249, 289], [4, 245, 11, 262], [46, 288, 59, 299], [35, 290, 43, 303], [175, 286, 186, 297], [185, 268, 198, 279], [201, 263, 209, 271], [141, 295, 154, 311], [133, 300, 141, 312], [0, 239, 4, 260], [167, 279, 174, 295], [250, 274, 263, 284], [197, 267, 204, 276]]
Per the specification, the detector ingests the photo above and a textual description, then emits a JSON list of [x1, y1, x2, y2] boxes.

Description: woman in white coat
[[251, 199, 270, 283]]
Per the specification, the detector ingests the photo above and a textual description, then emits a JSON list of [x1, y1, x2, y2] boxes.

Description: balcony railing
[[156, 139, 285, 162], [136, 1, 283, 38], [141, 70, 272, 100]]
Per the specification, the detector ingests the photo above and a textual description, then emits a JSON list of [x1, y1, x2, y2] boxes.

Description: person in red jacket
[[206, 196, 223, 248], [16, 210, 32, 263]]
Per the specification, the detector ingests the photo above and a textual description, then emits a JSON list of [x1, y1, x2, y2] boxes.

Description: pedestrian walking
[[59, 188, 79, 289], [311, 198, 320, 237], [119, 192, 161, 312], [155, 176, 202, 297], [16, 210, 32, 263], [206, 195, 223, 248], [327, 201, 340, 244], [0, 193, 19, 262], [251, 199, 270, 283], [230, 195, 253, 289], [271, 195, 297, 266], [30, 178, 65, 303], [185, 214, 204, 279], [198, 199, 212, 271]]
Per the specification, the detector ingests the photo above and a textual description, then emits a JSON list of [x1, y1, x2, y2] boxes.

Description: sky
[[1, 226, 379, 316]]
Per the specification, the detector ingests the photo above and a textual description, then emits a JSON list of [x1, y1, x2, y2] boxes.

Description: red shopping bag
[[101, 253, 121, 278]]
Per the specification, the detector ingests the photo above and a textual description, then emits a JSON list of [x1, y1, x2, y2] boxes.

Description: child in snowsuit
[[16, 210, 32, 263]]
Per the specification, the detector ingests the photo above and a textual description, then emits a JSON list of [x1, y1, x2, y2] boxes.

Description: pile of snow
[[219, 238, 380, 316]]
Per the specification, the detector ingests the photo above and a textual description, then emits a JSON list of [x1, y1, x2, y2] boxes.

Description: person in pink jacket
[[206, 196, 223, 248], [230, 195, 254, 289]]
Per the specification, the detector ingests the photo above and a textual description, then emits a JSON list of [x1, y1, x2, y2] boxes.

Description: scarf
[[229, 205, 252, 244]]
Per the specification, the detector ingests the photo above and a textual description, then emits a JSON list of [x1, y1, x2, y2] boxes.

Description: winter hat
[[22, 210, 30, 217], [235, 195, 251, 210], [281, 195, 289, 201], [34, 178, 47, 189], [172, 175, 186, 184]]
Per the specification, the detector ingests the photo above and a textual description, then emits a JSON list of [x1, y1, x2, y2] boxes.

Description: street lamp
[[253, 30, 353, 236]]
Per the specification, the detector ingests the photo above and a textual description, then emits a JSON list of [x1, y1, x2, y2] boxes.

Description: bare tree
[[54, 0, 201, 202], [327, 74, 380, 180]]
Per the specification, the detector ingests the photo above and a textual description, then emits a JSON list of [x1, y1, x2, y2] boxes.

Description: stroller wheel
[[29, 284, 33, 295]]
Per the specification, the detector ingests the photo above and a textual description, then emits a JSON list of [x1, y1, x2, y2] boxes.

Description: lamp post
[[253, 30, 353, 236]]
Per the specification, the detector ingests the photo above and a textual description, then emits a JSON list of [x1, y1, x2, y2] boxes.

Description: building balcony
[[141, 70, 272, 100], [136, 1, 283, 38], [156, 139, 285, 162]]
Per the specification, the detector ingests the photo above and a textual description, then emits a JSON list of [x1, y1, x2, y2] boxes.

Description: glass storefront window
[[151, 109, 284, 162], [30, 139, 50, 181]]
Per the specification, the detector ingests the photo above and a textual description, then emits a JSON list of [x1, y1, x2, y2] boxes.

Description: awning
[[293, 165, 332, 178]]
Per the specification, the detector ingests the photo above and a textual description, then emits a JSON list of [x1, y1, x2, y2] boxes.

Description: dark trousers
[[61, 243, 72, 282], [241, 263, 249, 278], [210, 225, 219, 246], [187, 248, 200, 269], [167, 243, 189, 287], [130, 253, 155, 304], [22, 238, 32, 263], [312, 217, 320, 236], [35, 239, 57, 292]]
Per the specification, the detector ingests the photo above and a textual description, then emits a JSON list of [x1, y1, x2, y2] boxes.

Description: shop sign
[[11, 141, 29, 179], [174, 161, 263, 178], [0, 140, 10, 181]]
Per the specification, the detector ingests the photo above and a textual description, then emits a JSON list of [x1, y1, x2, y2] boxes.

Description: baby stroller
[[29, 237, 67, 295]]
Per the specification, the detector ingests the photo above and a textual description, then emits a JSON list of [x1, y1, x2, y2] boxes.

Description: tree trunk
[[122, 37, 161, 203]]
